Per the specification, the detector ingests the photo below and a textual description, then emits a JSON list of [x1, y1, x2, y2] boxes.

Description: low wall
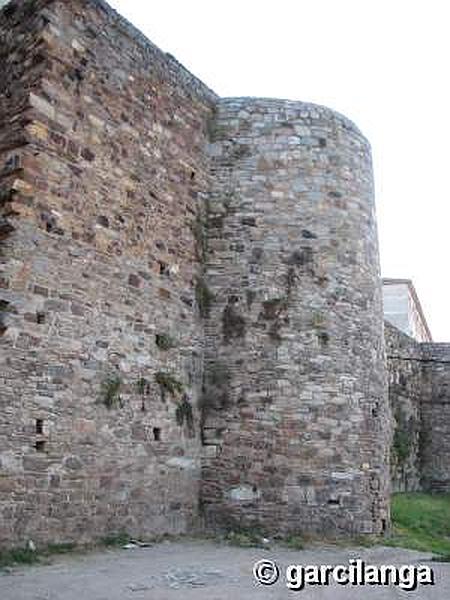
[[420, 344, 450, 492], [385, 322, 423, 492], [386, 322, 450, 493]]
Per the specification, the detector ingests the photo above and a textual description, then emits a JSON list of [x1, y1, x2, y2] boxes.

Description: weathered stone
[[386, 322, 450, 493], [0, 0, 214, 548], [1, 0, 448, 552], [201, 98, 390, 537]]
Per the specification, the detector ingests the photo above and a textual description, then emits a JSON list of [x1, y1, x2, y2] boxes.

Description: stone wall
[[0, 0, 216, 547], [384, 322, 423, 492], [201, 98, 390, 536], [420, 344, 450, 492], [2, 0, 448, 552], [385, 323, 450, 494]]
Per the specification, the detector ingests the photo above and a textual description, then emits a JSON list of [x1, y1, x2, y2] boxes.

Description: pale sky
[[108, 0, 450, 341]]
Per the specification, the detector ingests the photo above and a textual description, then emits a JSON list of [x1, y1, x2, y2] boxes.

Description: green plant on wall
[[175, 394, 195, 435], [155, 333, 176, 351], [317, 330, 330, 347], [155, 371, 184, 401], [205, 106, 229, 142], [195, 277, 214, 319], [0, 299, 10, 312], [311, 311, 330, 347], [200, 361, 231, 420], [312, 311, 326, 329], [136, 376, 150, 412], [222, 302, 246, 343], [392, 407, 418, 466], [393, 427, 411, 464], [259, 297, 289, 343], [286, 266, 297, 295], [191, 211, 208, 263], [99, 374, 123, 409]]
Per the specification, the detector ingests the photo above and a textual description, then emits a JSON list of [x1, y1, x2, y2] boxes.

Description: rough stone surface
[[386, 323, 450, 493], [201, 98, 390, 536], [420, 344, 450, 492], [1, 0, 449, 551], [0, 0, 216, 547], [385, 323, 424, 492]]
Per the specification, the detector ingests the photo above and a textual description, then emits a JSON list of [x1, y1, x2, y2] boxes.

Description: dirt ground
[[0, 540, 448, 599]]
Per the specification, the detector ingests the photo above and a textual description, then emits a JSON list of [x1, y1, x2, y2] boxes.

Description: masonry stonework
[[385, 323, 424, 492], [0, 0, 216, 547], [201, 98, 390, 536], [0, 0, 449, 550], [420, 344, 450, 492], [386, 324, 450, 494]]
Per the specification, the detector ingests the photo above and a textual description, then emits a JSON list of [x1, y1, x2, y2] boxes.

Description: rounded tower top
[[218, 96, 370, 147]]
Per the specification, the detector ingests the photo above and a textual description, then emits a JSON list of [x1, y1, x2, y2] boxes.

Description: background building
[[383, 278, 432, 342]]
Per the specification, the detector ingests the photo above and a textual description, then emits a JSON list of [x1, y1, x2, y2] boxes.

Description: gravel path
[[0, 540, 448, 599]]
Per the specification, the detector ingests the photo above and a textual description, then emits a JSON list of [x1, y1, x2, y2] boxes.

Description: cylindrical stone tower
[[201, 98, 390, 536]]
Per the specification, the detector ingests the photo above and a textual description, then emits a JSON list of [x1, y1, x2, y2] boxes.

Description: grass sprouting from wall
[[155, 371, 184, 399], [99, 374, 122, 409], [195, 277, 214, 318]]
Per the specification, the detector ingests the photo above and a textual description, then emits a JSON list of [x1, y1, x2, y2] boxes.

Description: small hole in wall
[[4, 154, 20, 172], [159, 262, 169, 276], [45, 221, 64, 236], [190, 171, 196, 181], [0, 300, 7, 324], [97, 215, 109, 228], [317, 331, 329, 347], [36, 419, 44, 434], [35, 440, 46, 453], [0, 322, 7, 336], [153, 428, 161, 442], [328, 498, 340, 506], [0, 299, 10, 311], [381, 518, 387, 533], [36, 312, 45, 324]]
